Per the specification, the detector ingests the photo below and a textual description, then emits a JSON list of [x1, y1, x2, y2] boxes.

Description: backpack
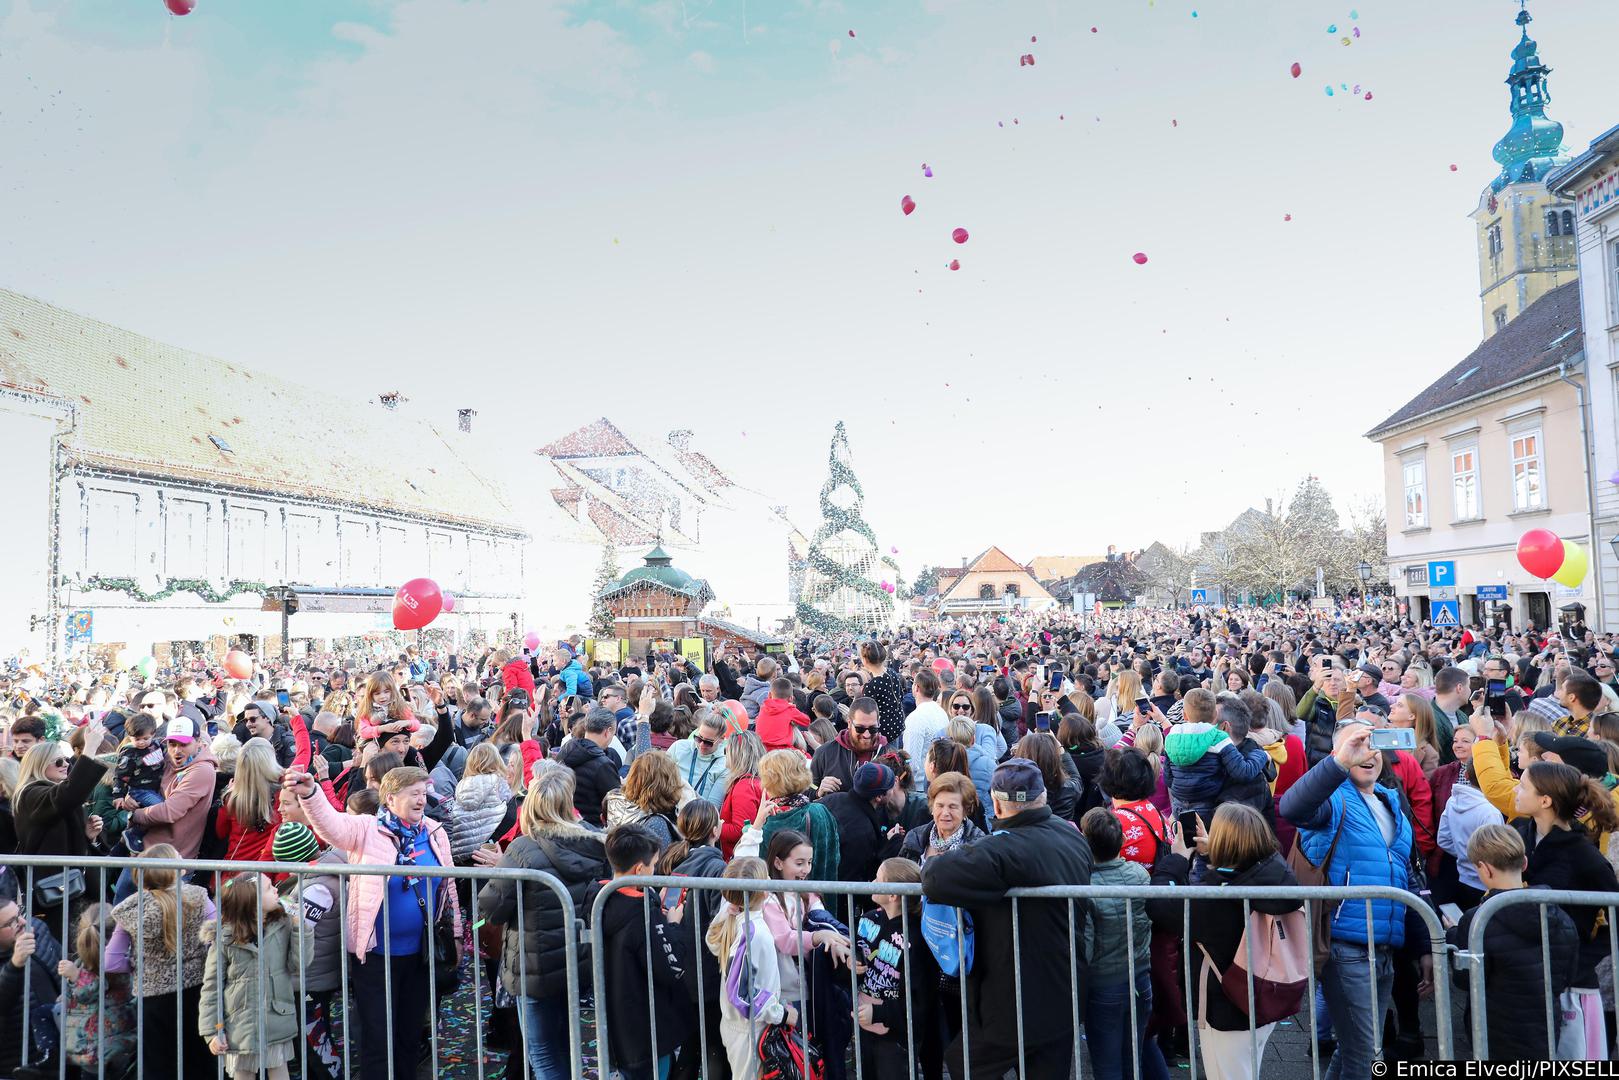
[[1197, 907, 1310, 1027], [757, 1023, 824, 1080], [920, 898, 974, 978]]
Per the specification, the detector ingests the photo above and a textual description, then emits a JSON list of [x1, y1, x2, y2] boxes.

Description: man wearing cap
[[1351, 663, 1391, 715], [819, 760, 907, 883], [922, 757, 1095, 1079], [119, 716, 217, 895]]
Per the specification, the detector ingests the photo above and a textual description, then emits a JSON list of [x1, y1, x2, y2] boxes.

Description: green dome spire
[[1490, 2, 1569, 192]]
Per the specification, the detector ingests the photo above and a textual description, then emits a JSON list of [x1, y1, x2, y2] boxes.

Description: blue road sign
[[1428, 561, 1456, 589], [1190, 589, 1209, 604], [1476, 585, 1507, 601], [1431, 599, 1460, 627]]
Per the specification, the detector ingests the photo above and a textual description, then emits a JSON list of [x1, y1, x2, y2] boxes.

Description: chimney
[[379, 391, 401, 411], [457, 408, 476, 433], [961, 556, 968, 568]]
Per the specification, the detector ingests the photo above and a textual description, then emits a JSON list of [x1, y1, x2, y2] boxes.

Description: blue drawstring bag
[[920, 898, 974, 977]]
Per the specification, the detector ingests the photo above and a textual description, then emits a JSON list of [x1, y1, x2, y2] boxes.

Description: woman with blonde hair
[[215, 737, 285, 862], [603, 749, 686, 849], [106, 844, 216, 1080], [1389, 693, 1441, 778], [719, 730, 765, 860], [1105, 668, 1146, 730], [736, 748, 839, 879], [447, 741, 513, 863], [478, 768, 608, 1080]]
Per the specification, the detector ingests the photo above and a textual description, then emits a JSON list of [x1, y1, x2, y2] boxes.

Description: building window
[[1452, 447, 1479, 520], [978, 584, 995, 600], [85, 488, 138, 576], [285, 514, 321, 583], [1511, 430, 1545, 511], [1402, 458, 1427, 528], [229, 506, 267, 581], [1547, 210, 1561, 237], [1493, 306, 1508, 332], [1611, 239, 1619, 327], [1562, 210, 1574, 235], [164, 498, 210, 579], [1004, 583, 1020, 598], [1487, 221, 1504, 259]]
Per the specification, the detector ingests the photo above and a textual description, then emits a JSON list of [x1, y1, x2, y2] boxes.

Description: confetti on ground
[[951, 227, 969, 243], [901, 195, 916, 216], [1290, 62, 1302, 78], [1132, 252, 1149, 265]]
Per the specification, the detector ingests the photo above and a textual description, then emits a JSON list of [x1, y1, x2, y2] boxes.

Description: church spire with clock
[[1469, 1, 1575, 340]]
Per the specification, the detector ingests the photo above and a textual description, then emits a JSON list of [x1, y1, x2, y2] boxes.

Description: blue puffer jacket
[[1279, 757, 1413, 949]]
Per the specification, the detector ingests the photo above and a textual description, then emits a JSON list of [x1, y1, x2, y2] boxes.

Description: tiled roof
[[539, 417, 637, 458], [1366, 281, 1584, 438], [698, 616, 785, 646], [938, 546, 1052, 602], [0, 288, 519, 531], [1028, 555, 1105, 581]]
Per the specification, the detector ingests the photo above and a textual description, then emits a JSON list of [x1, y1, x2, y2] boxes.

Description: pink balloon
[[224, 649, 253, 680], [523, 631, 542, 652], [1132, 252, 1149, 264], [166, 0, 196, 13], [392, 577, 444, 631], [951, 227, 969, 244], [440, 591, 457, 613], [901, 195, 916, 216]]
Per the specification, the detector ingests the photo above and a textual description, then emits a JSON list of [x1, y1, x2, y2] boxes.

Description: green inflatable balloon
[[1552, 540, 1589, 588], [136, 655, 157, 679]]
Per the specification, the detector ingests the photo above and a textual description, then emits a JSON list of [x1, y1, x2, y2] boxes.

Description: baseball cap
[[990, 757, 1046, 804], [1529, 733, 1610, 779], [163, 717, 197, 743]]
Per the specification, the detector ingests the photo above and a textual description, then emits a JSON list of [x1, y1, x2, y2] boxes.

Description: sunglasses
[[950, 702, 974, 712], [693, 735, 717, 749], [51, 757, 70, 768], [852, 724, 879, 735]]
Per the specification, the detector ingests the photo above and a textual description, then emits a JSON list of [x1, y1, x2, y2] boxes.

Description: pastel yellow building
[[1470, 5, 1576, 338]]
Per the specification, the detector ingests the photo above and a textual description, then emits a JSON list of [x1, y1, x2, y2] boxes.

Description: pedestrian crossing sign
[[1431, 599, 1459, 627]]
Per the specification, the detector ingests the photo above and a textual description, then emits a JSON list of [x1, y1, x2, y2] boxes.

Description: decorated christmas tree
[[587, 542, 620, 638], [796, 422, 895, 634]]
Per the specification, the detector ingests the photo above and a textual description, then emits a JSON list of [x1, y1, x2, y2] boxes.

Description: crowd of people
[[0, 606, 1614, 1080]]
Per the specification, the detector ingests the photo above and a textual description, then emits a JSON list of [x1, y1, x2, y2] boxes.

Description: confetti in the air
[[1091, 26, 1098, 33], [951, 228, 969, 244], [1132, 252, 1149, 265], [1290, 62, 1302, 78], [1327, 23, 1337, 33], [1450, 164, 1459, 171], [1019, 53, 1036, 66], [1284, 213, 1292, 221], [901, 195, 916, 216], [1030, 35, 1037, 42], [948, 260, 960, 271], [848, 29, 855, 37], [1324, 86, 1335, 96], [922, 164, 933, 177], [1364, 91, 1373, 100], [165, 0, 195, 13]]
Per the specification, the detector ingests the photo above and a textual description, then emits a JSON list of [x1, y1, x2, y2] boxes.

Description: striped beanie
[[271, 821, 320, 864]]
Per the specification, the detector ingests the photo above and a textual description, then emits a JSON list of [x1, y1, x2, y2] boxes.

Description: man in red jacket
[[755, 677, 810, 752]]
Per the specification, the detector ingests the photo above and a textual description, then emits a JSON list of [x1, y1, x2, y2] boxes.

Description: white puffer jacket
[[447, 773, 512, 863]]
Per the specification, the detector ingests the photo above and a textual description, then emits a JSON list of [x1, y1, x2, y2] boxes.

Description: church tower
[[1469, 2, 1575, 339]]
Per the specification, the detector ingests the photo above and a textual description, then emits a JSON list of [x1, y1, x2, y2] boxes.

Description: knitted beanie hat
[[271, 821, 319, 864]]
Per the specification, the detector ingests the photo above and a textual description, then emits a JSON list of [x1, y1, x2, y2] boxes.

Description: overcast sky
[[5, 0, 1615, 575]]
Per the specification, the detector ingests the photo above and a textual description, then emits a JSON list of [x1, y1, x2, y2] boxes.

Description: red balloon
[[1132, 252, 1149, 264], [392, 577, 444, 630], [223, 649, 253, 680], [166, 0, 196, 14], [1289, 62, 1302, 78], [951, 227, 969, 244], [901, 195, 916, 216], [1516, 529, 1566, 579]]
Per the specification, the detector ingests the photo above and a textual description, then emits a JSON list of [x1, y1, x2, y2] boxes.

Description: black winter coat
[[590, 885, 694, 1070], [820, 791, 902, 883], [560, 739, 623, 827], [1448, 886, 1578, 1060], [1511, 818, 1619, 986], [671, 844, 727, 1010], [921, 805, 1094, 1050], [1146, 851, 1300, 1031], [998, 698, 1024, 746], [13, 756, 108, 859], [0, 916, 63, 1075], [478, 830, 608, 1000]]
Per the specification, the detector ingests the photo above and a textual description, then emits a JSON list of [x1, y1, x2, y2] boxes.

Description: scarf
[[377, 808, 429, 883], [927, 819, 979, 857]]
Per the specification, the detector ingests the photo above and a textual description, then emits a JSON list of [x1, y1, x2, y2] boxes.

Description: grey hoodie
[[742, 675, 771, 719]]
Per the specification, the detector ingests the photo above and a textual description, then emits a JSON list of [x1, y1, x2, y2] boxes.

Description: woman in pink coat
[[283, 762, 461, 1080]]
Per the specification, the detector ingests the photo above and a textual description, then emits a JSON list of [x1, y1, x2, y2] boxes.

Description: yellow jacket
[[1470, 735, 1616, 854]]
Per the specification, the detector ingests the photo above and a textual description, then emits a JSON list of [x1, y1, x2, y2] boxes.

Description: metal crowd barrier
[[2, 853, 579, 1080], [593, 875, 1454, 1080], [1461, 887, 1619, 1061]]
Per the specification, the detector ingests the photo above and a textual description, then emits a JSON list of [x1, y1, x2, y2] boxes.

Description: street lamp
[[1356, 561, 1373, 585]]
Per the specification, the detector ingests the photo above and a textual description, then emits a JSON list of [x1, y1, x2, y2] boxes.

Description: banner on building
[[679, 637, 707, 671], [65, 610, 93, 647]]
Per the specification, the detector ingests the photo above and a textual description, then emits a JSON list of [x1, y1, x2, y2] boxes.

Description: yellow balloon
[[1553, 539, 1589, 588]]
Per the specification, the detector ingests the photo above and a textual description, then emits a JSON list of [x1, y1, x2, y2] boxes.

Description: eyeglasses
[[852, 724, 879, 735], [692, 735, 717, 749], [50, 758, 70, 768], [950, 702, 974, 712], [0, 912, 23, 932]]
